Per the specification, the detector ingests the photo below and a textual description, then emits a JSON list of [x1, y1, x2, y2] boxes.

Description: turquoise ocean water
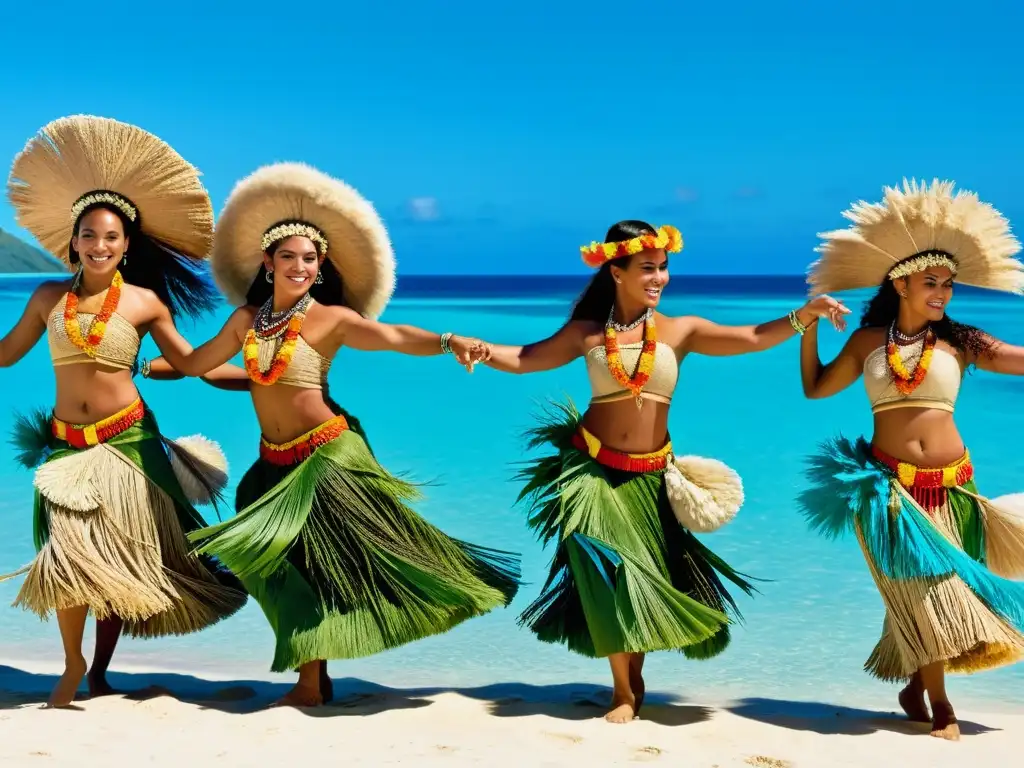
[[1, 274, 1021, 712]]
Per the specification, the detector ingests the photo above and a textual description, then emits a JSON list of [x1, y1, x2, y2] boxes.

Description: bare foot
[[898, 683, 929, 723], [320, 666, 334, 704], [629, 667, 646, 716], [271, 683, 323, 709], [930, 701, 960, 741], [604, 693, 637, 724], [45, 656, 87, 709], [87, 672, 120, 698]]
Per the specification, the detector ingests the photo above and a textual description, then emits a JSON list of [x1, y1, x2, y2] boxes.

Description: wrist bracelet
[[440, 332, 453, 354], [140, 358, 152, 378], [788, 310, 807, 335]]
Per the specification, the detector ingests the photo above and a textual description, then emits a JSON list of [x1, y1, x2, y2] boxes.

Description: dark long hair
[[570, 220, 656, 323], [859, 274, 994, 359], [243, 239, 348, 310], [68, 201, 218, 322]]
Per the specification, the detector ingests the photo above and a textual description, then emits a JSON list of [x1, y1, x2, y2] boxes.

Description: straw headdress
[[6, 115, 213, 267], [211, 162, 395, 319], [808, 178, 1024, 295]]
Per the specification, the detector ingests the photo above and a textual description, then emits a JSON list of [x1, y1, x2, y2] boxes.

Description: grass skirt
[[5, 406, 247, 637], [188, 420, 522, 672], [515, 402, 756, 659], [800, 436, 1024, 682]]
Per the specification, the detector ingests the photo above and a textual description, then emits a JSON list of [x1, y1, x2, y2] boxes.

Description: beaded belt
[[870, 444, 973, 510], [51, 398, 145, 449], [259, 415, 349, 466], [571, 425, 672, 473]]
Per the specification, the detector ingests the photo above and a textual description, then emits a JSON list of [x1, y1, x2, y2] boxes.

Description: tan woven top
[[251, 333, 331, 389], [47, 294, 139, 371], [863, 345, 962, 415], [585, 341, 678, 405]]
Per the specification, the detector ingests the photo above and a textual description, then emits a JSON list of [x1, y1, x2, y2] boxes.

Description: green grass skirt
[[189, 426, 522, 672], [516, 402, 756, 659], [8, 406, 247, 638]]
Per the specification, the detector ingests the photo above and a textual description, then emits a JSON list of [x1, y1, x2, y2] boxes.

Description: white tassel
[[167, 435, 229, 504], [664, 454, 744, 533]]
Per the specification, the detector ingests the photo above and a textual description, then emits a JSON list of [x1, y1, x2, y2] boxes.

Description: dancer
[[150, 162, 521, 707], [798, 179, 1024, 740], [473, 220, 847, 723], [0, 115, 248, 708]]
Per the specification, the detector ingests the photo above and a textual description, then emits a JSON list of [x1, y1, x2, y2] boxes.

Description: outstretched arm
[[148, 302, 250, 377], [971, 336, 1024, 376], [0, 282, 60, 368], [801, 323, 866, 399], [334, 308, 484, 367], [478, 321, 584, 374], [142, 356, 252, 392], [681, 295, 850, 357]]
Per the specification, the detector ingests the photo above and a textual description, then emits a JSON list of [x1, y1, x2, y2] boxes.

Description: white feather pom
[[664, 454, 744, 533]]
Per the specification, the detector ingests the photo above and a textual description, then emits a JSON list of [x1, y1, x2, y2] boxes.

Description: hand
[[799, 294, 851, 332], [448, 335, 490, 372]]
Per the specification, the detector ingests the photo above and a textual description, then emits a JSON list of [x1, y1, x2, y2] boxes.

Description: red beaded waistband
[[259, 415, 349, 466], [51, 398, 145, 449], [870, 444, 973, 511], [571, 426, 671, 473]]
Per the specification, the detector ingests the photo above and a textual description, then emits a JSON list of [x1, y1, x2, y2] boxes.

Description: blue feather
[[801, 435, 1024, 631]]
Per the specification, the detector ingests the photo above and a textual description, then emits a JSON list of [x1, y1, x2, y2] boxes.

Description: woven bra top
[[585, 341, 679, 405], [47, 294, 139, 371], [863, 345, 962, 414], [250, 332, 332, 389]]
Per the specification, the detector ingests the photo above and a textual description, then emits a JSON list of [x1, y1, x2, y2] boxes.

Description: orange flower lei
[[581, 225, 683, 268], [605, 313, 658, 408], [887, 329, 936, 394], [243, 308, 309, 386], [63, 270, 123, 357]]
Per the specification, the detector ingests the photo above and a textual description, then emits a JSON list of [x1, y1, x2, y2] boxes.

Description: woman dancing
[[798, 179, 1024, 740], [474, 220, 846, 723], [0, 115, 248, 708], [150, 162, 521, 707]]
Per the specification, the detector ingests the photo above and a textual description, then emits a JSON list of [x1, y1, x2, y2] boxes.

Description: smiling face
[[609, 248, 669, 310], [895, 266, 955, 322], [71, 207, 129, 278], [263, 235, 322, 301]]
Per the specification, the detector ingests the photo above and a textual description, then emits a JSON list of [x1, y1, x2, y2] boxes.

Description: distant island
[[0, 229, 63, 273]]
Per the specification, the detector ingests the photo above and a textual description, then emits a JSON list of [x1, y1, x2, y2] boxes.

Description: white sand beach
[[0, 662, 1018, 767]]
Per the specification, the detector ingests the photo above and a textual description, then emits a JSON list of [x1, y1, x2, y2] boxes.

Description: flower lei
[[63, 270, 123, 357], [243, 302, 310, 386], [581, 225, 683, 268], [887, 326, 936, 394], [605, 312, 658, 409]]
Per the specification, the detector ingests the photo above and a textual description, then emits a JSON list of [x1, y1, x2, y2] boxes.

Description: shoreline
[[1, 660, 1020, 767]]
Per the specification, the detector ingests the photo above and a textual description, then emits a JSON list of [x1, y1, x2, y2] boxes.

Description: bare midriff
[[52, 364, 141, 424], [250, 385, 339, 444], [579, 398, 671, 455], [871, 407, 966, 468]]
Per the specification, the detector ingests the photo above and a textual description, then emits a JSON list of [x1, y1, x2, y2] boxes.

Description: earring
[[314, 272, 323, 284], [265, 270, 274, 283], [122, 254, 127, 266]]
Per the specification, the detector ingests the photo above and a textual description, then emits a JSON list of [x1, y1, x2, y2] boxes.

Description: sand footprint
[[543, 731, 583, 745], [632, 745, 663, 762], [745, 756, 792, 768]]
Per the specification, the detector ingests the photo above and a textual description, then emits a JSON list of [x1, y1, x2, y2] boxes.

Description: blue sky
[[1, 0, 1021, 275]]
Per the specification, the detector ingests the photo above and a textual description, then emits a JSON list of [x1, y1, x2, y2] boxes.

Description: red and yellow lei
[[887, 329, 936, 394], [243, 311, 308, 386], [605, 314, 658, 407], [63, 270, 123, 357]]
